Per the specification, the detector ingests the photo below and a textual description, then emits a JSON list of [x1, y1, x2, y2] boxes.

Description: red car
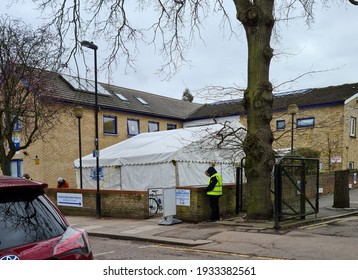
[[0, 176, 93, 260]]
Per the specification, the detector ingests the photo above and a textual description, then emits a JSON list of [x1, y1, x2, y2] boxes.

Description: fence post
[[274, 163, 282, 230]]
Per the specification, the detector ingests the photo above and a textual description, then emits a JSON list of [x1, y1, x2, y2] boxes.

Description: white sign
[[163, 188, 176, 217], [176, 189, 190, 206], [57, 193, 83, 207], [331, 155, 342, 163]]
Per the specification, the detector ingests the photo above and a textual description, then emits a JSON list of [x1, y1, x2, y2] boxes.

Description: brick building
[[10, 72, 201, 187], [7, 72, 358, 187], [186, 83, 358, 172]]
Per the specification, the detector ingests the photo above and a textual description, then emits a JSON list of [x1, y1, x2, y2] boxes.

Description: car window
[[0, 190, 67, 251]]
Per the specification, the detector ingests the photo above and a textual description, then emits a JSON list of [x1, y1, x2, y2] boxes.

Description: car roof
[[0, 176, 48, 191]]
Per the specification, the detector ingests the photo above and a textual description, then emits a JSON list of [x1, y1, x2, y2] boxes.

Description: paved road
[[89, 213, 358, 260], [194, 214, 358, 260], [300, 215, 358, 238], [90, 236, 264, 260]]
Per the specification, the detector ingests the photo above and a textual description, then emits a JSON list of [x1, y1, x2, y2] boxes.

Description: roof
[[187, 83, 358, 120], [53, 72, 201, 120], [0, 176, 48, 190], [74, 121, 246, 167]]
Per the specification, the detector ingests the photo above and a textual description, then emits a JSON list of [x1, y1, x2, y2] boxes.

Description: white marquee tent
[[74, 121, 246, 191]]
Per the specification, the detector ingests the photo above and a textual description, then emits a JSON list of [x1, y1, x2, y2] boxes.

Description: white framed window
[[350, 117, 356, 137], [127, 119, 140, 136], [135, 96, 149, 105], [115, 92, 129, 102]]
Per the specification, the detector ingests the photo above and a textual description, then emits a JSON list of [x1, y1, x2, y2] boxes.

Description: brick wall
[[175, 185, 237, 222], [46, 188, 149, 219], [45, 171, 357, 222]]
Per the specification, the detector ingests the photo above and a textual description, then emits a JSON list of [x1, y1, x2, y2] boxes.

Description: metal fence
[[274, 156, 320, 229]]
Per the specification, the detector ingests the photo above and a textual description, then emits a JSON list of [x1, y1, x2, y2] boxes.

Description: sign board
[[90, 167, 104, 180], [331, 156, 342, 163], [57, 193, 83, 207], [163, 188, 176, 217], [176, 189, 190, 206]]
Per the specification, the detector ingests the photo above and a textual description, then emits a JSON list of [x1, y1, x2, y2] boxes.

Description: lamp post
[[74, 106, 83, 189], [81, 40, 101, 218], [287, 104, 299, 155]]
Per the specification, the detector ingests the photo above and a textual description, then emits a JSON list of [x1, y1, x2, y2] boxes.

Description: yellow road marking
[[154, 244, 288, 260]]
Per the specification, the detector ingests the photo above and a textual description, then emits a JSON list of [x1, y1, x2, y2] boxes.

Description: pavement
[[66, 187, 358, 247]]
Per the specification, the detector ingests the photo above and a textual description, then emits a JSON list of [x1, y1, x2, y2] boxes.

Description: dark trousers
[[208, 195, 220, 221]]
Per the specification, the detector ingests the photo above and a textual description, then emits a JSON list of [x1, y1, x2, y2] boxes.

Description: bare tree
[[0, 16, 64, 175], [26, 0, 352, 219]]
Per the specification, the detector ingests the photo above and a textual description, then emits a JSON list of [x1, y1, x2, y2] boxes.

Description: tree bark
[[235, 0, 275, 219]]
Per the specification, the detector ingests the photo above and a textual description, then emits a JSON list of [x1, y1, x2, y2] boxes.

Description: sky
[[1, 1, 358, 103]]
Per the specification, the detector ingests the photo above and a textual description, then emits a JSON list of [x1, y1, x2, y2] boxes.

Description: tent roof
[[74, 122, 245, 168]]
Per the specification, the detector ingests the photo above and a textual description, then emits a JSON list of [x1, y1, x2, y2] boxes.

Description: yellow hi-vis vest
[[207, 173, 223, 196]]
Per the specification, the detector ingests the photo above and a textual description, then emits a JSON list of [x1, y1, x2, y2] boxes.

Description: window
[[167, 123, 177, 130], [62, 74, 111, 96], [135, 96, 149, 105], [348, 161, 355, 170], [13, 119, 21, 131], [350, 117, 356, 137], [148, 121, 159, 132], [127, 119, 140, 136], [10, 159, 23, 177], [296, 117, 315, 128], [103, 116, 117, 135], [115, 93, 129, 102], [276, 120, 285, 130], [0, 191, 66, 250]]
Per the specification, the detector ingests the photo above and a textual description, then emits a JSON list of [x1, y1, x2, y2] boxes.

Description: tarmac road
[[67, 188, 358, 260], [86, 213, 358, 260]]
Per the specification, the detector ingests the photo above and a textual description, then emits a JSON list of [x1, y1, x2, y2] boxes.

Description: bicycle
[[148, 189, 163, 214]]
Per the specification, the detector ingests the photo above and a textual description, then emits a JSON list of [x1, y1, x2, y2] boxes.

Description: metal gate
[[274, 156, 320, 229]]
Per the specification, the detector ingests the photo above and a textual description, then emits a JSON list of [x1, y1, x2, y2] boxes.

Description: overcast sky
[[2, 1, 358, 103]]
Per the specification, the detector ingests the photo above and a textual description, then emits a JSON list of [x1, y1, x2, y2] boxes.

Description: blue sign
[[90, 167, 104, 180]]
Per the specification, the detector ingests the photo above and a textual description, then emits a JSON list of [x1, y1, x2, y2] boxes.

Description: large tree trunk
[[0, 157, 12, 176], [235, 0, 275, 220]]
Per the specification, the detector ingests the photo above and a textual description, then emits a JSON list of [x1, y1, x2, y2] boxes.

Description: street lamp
[[74, 106, 83, 189], [81, 40, 101, 218], [287, 104, 299, 155]]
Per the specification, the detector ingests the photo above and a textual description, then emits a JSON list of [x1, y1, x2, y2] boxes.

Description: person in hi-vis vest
[[205, 166, 222, 222]]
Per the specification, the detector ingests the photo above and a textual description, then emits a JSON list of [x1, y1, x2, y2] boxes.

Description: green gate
[[274, 157, 320, 229]]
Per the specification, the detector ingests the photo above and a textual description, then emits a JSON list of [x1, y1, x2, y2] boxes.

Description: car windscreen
[[0, 189, 67, 251]]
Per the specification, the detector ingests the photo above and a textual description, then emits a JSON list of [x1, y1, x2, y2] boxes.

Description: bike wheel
[[148, 198, 159, 214]]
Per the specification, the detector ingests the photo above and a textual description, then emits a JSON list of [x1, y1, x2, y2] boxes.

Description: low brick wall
[[46, 188, 149, 219], [175, 184, 237, 223], [46, 184, 238, 223], [45, 171, 357, 223]]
